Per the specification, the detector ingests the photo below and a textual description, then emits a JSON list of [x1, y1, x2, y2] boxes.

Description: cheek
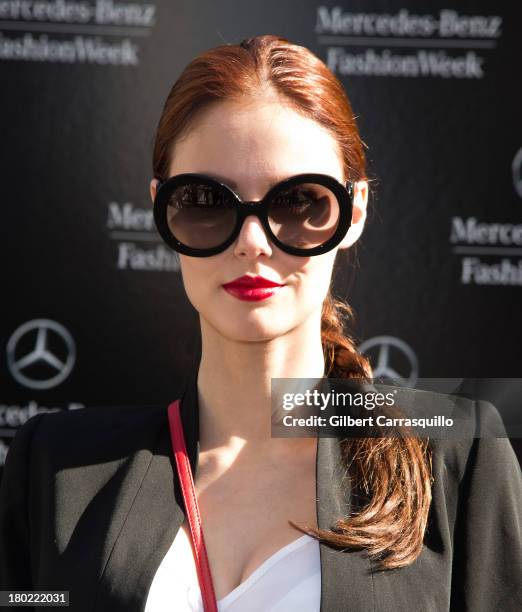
[[179, 256, 218, 308], [294, 255, 336, 308]]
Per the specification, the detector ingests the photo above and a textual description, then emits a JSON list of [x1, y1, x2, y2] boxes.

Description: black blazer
[[1, 370, 521, 612]]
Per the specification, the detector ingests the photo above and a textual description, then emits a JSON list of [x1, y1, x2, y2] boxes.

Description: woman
[[1, 35, 521, 612]]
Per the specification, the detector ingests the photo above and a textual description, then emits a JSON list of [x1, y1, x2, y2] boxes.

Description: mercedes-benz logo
[[513, 147, 522, 199], [359, 335, 419, 387], [6, 319, 76, 390]]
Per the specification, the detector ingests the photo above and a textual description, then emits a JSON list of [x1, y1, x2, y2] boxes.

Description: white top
[[144, 526, 321, 611]]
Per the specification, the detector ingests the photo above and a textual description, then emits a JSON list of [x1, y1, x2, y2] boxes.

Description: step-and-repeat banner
[[1, 1, 521, 469]]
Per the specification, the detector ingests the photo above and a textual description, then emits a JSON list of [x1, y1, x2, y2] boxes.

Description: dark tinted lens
[[268, 183, 340, 249], [165, 182, 236, 248]]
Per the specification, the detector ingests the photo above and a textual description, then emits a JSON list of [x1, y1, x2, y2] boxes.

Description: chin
[[215, 315, 291, 343]]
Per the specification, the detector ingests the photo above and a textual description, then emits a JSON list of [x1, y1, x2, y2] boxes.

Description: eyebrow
[[204, 173, 283, 191], [210, 174, 238, 188]]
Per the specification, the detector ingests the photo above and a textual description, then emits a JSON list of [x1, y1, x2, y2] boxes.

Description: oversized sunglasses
[[153, 172, 354, 257]]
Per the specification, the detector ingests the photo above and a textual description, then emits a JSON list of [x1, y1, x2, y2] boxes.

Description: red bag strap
[[168, 399, 218, 612]]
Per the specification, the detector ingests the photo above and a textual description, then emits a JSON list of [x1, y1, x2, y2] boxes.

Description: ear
[[149, 178, 160, 204], [337, 180, 368, 250]]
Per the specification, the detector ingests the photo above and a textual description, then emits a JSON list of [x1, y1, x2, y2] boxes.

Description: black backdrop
[[1, 1, 521, 470]]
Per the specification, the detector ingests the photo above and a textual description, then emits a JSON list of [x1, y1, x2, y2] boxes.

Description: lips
[[222, 275, 283, 289], [222, 275, 284, 302]]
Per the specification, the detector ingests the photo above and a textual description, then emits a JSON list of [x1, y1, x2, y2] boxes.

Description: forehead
[[169, 99, 344, 191]]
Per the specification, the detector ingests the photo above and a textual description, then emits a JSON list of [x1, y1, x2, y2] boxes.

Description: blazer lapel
[[316, 432, 375, 611], [95, 370, 200, 612], [95, 370, 375, 611]]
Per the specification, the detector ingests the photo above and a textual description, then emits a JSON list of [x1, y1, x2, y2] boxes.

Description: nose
[[233, 214, 273, 259]]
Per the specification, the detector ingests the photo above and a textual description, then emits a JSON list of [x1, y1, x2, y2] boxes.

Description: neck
[[196, 312, 325, 457]]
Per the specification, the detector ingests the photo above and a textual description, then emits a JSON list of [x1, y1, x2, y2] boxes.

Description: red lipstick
[[222, 275, 284, 302]]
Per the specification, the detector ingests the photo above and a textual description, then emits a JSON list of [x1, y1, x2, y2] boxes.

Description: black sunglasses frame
[[153, 172, 354, 257]]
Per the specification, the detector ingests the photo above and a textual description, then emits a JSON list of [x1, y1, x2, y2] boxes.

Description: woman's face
[[150, 98, 367, 342]]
